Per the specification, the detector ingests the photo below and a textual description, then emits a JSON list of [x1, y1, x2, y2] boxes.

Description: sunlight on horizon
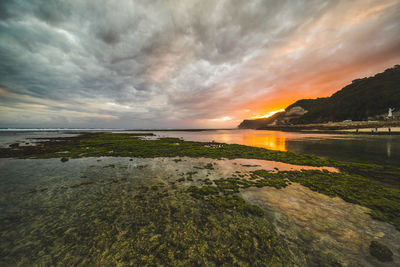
[[251, 109, 285, 119]]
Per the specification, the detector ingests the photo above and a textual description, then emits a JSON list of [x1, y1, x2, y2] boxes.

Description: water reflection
[[241, 134, 286, 151], [212, 132, 287, 151], [149, 130, 400, 167], [2, 129, 400, 167], [154, 130, 290, 151], [387, 139, 392, 158]]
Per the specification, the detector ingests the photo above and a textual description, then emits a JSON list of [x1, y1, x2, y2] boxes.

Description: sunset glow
[[0, 0, 399, 129], [251, 109, 286, 119], [1, 2, 400, 266]]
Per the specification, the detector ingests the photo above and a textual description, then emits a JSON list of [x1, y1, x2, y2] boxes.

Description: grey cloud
[[0, 0, 399, 128]]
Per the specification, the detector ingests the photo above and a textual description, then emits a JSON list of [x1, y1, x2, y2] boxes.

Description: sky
[[0, 0, 400, 129]]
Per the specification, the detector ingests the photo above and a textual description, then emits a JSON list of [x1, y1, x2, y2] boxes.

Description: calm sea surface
[[146, 129, 400, 167]]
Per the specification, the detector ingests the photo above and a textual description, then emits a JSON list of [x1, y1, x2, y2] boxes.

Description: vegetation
[[186, 167, 400, 230], [194, 163, 215, 170], [251, 169, 400, 230], [1, 133, 400, 227], [238, 112, 283, 129], [1, 132, 398, 265], [239, 65, 400, 127], [287, 65, 400, 123], [2, 132, 400, 187], [188, 185, 264, 217], [1, 180, 295, 265]]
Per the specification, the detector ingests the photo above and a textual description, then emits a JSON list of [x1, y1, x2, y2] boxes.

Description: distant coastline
[[257, 120, 400, 133], [0, 128, 235, 132]]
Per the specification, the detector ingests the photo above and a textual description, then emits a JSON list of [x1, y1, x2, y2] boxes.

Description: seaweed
[[250, 169, 400, 230], [0, 181, 296, 266], [70, 180, 96, 188], [1, 132, 399, 187], [187, 167, 400, 231], [1, 132, 399, 235]]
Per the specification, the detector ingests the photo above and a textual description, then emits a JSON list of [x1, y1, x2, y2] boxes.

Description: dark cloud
[[0, 0, 399, 128], [0, 1, 12, 20]]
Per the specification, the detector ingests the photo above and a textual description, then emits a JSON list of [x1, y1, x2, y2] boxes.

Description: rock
[[369, 240, 393, 262], [61, 157, 69, 163], [9, 143, 19, 148]]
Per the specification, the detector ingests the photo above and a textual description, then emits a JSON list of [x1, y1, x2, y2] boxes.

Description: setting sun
[[251, 109, 285, 119]]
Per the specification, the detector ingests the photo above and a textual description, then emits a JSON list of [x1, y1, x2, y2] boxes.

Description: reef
[[1, 132, 399, 186], [1, 132, 399, 265]]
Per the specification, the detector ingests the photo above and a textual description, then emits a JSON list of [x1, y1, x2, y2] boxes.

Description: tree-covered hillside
[[238, 112, 283, 129], [287, 65, 400, 124]]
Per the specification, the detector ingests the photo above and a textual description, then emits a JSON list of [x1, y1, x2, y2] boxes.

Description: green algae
[[188, 177, 273, 218], [1, 132, 399, 228], [70, 181, 96, 188], [1, 133, 400, 264], [194, 163, 215, 170], [103, 164, 115, 168], [186, 167, 400, 231], [250, 169, 400, 230], [0, 164, 294, 266], [2, 156, 398, 265]]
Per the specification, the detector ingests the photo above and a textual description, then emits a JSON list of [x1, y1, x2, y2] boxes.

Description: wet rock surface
[[241, 184, 400, 266]]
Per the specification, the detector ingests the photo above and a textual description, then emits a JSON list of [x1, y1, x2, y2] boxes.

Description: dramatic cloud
[[0, 0, 399, 128]]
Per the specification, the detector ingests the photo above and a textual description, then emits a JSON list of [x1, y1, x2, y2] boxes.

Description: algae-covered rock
[[61, 157, 69, 162], [369, 240, 393, 262]]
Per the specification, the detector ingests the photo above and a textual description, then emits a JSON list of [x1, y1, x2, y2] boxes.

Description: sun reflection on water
[[242, 134, 287, 151], [216, 132, 287, 151]]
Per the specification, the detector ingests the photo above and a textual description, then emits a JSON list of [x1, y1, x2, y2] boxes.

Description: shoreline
[[256, 129, 400, 135], [257, 120, 400, 134]]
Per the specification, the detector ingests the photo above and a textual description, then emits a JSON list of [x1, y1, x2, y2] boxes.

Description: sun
[[251, 109, 285, 119]]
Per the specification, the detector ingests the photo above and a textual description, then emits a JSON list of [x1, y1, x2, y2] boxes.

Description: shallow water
[[0, 156, 398, 265], [2, 129, 400, 166], [142, 129, 400, 167], [0, 131, 79, 148], [242, 184, 400, 266]]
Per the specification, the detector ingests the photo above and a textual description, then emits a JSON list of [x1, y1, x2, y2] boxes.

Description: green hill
[[239, 65, 400, 128]]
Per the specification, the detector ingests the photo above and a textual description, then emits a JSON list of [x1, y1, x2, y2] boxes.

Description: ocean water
[[127, 129, 400, 167]]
